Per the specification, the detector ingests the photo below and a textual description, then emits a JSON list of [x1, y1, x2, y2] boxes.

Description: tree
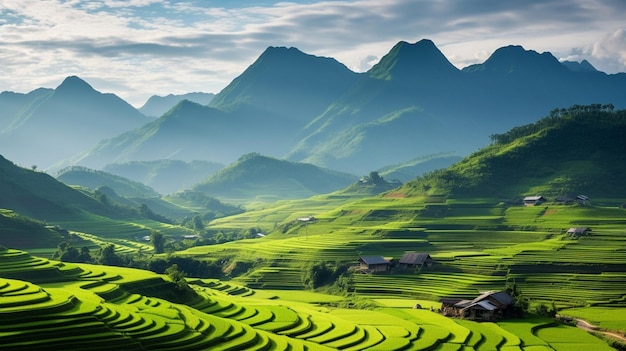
[[77, 246, 92, 263], [165, 264, 188, 291], [368, 171, 384, 185], [98, 244, 123, 266], [150, 231, 165, 254]]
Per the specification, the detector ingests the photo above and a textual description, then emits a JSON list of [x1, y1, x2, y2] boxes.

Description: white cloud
[[0, 0, 625, 106]]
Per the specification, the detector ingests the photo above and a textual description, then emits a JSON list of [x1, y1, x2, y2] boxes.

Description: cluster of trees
[[301, 261, 352, 292], [490, 104, 620, 145]]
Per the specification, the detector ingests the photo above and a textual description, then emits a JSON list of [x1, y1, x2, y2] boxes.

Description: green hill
[[103, 159, 224, 195], [0, 155, 116, 219], [0, 210, 64, 249], [404, 105, 626, 198], [193, 153, 357, 202], [57, 166, 159, 198], [378, 153, 462, 182]]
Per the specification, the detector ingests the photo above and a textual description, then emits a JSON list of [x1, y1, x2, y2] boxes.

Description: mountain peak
[[467, 45, 566, 74], [368, 39, 459, 80], [561, 59, 598, 72], [55, 76, 96, 94]]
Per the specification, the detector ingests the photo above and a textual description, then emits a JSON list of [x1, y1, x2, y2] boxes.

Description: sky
[[1, 0, 625, 107]]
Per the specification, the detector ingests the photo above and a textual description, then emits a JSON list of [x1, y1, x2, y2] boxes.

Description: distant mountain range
[[192, 153, 357, 201], [103, 160, 224, 195], [0, 76, 149, 169], [56, 166, 160, 198], [139, 92, 215, 117], [2, 39, 625, 179]]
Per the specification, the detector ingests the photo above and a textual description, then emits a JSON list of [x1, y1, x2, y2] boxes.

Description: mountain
[[56, 166, 160, 198], [192, 153, 357, 201], [286, 39, 473, 172], [404, 105, 626, 198], [0, 88, 52, 132], [68, 100, 265, 168], [103, 160, 224, 195], [66, 48, 361, 170], [287, 40, 626, 173], [0, 76, 149, 169], [47, 40, 626, 177], [561, 59, 598, 72], [210, 46, 360, 124], [139, 92, 215, 117]]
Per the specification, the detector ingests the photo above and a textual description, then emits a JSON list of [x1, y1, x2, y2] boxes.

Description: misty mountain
[[288, 40, 626, 173], [49, 39, 626, 177], [56, 166, 160, 198], [69, 100, 281, 168], [0, 88, 52, 132], [210, 46, 360, 124], [103, 160, 224, 195], [139, 92, 215, 117], [192, 153, 357, 202], [66, 48, 361, 170], [0, 76, 149, 169]]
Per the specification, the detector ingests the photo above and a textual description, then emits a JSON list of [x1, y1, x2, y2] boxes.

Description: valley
[[1, 37, 625, 350]]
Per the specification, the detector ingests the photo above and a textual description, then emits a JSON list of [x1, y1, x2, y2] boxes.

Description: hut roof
[[399, 252, 431, 265], [359, 256, 389, 265]]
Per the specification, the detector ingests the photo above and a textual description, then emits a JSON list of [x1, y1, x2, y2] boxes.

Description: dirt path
[[575, 318, 626, 343]]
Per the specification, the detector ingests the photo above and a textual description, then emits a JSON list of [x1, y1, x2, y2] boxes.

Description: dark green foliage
[[301, 261, 351, 289], [97, 244, 124, 266], [52, 242, 92, 263], [165, 264, 188, 291], [150, 231, 165, 254], [148, 256, 224, 279], [407, 105, 626, 198]]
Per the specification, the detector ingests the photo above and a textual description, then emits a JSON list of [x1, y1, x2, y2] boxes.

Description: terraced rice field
[[2, 195, 625, 350], [2, 246, 621, 350]]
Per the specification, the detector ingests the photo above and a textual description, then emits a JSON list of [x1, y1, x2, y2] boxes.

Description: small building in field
[[523, 196, 546, 206], [441, 290, 513, 321], [297, 216, 316, 223], [566, 227, 591, 238], [576, 195, 590, 205], [358, 256, 390, 273], [397, 252, 433, 272]]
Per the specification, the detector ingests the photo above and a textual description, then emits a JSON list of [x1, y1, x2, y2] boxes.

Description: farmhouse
[[441, 291, 513, 321], [566, 227, 591, 238], [576, 195, 590, 205], [523, 196, 546, 206], [358, 256, 390, 273], [397, 252, 433, 272]]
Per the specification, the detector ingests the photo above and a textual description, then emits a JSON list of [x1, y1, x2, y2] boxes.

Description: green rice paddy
[[2, 194, 625, 349]]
